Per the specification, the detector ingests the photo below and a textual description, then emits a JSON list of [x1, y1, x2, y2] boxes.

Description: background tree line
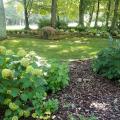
[[0, 0, 120, 39]]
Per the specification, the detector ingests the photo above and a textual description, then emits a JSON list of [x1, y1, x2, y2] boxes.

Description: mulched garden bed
[[1, 60, 120, 120], [52, 60, 120, 120]]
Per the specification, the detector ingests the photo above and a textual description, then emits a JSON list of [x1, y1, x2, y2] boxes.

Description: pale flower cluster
[[20, 58, 30, 67], [17, 49, 27, 57], [2, 69, 14, 79], [0, 46, 6, 54], [31, 69, 43, 76], [6, 50, 14, 55]]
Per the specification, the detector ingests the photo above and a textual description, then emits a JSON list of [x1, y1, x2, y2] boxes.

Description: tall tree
[[79, 0, 85, 27], [94, 0, 100, 27], [51, 0, 57, 28], [23, 0, 33, 30], [118, 15, 120, 29], [23, 0, 29, 29], [106, 0, 111, 28], [0, 0, 6, 40], [88, 1, 95, 27], [111, 0, 120, 30]]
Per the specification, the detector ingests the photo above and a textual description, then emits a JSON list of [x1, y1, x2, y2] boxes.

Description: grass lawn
[[0, 37, 108, 60]]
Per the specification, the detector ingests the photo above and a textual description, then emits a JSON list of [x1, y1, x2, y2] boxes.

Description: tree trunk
[[111, 0, 120, 31], [51, 0, 57, 28], [79, 0, 85, 27], [0, 0, 6, 40], [106, 0, 111, 28], [23, 0, 29, 30], [88, 3, 95, 27], [94, 0, 100, 27], [118, 15, 120, 29]]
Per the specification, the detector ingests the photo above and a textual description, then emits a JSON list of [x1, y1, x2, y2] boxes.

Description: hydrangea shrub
[[0, 46, 69, 120]]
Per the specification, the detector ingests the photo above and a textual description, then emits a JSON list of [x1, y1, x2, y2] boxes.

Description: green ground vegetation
[[0, 37, 108, 60]]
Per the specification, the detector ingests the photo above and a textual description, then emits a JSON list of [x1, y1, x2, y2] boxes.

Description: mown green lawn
[[0, 37, 108, 60]]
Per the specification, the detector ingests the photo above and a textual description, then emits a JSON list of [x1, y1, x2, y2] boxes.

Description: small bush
[[111, 30, 118, 36], [87, 28, 109, 37], [56, 20, 68, 29], [92, 47, 120, 80], [0, 46, 69, 119], [38, 18, 51, 29], [46, 60, 69, 92], [76, 25, 86, 32], [38, 18, 68, 30]]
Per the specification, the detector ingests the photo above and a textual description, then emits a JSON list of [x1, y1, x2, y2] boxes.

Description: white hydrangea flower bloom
[[26, 65, 34, 73], [2, 69, 14, 79], [17, 49, 27, 57], [6, 50, 14, 55], [0, 46, 6, 54], [32, 69, 43, 76], [20, 58, 30, 67]]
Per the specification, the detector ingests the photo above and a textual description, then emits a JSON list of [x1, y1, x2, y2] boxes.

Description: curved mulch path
[[52, 60, 120, 120]]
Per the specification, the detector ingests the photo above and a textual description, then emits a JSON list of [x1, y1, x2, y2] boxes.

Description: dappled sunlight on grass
[[48, 45, 60, 48], [0, 37, 108, 60], [58, 49, 69, 54]]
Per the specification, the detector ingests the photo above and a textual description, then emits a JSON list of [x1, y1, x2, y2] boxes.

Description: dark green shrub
[[87, 28, 108, 36], [38, 19, 51, 29], [92, 47, 120, 80], [76, 25, 86, 32], [56, 20, 68, 29], [111, 30, 118, 36]]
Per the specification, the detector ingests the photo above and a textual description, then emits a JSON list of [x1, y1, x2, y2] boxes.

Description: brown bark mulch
[[52, 60, 120, 120]]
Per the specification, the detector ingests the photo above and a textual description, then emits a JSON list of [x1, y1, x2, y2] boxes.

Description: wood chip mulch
[[52, 60, 120, 120]]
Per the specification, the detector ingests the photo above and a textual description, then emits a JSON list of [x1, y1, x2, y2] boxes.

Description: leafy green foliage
[[87, 28, 109, 37], [108, 35, 120, 49], [76, 25, 86, 32], [0, 46, 69, 119], [38, 17, 68, 30], [38, 18, 51, 29], [0, 37, 108, 60], [46, 60, 69, 92], [92, 47, 120, 80], [79, 115, 97, 120], [56, 19, 68, 29], [68, 114, 97, 120]]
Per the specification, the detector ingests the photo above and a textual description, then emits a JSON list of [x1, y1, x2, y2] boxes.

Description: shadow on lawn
[[0, 37, 108, 60]]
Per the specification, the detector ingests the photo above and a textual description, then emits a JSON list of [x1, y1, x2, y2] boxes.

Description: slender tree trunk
[[118, 15, 120, 29], [0, 0, 6, 40], [88, 3, 95, 27], [57, 15, 60, 28], [111, 0, 120, 31], [51, 0, 57, 28], [23, 0, 29, 30], [94, 0, 100, 27], [106, 0, 111, 28], [79, 0, 85, 27]]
